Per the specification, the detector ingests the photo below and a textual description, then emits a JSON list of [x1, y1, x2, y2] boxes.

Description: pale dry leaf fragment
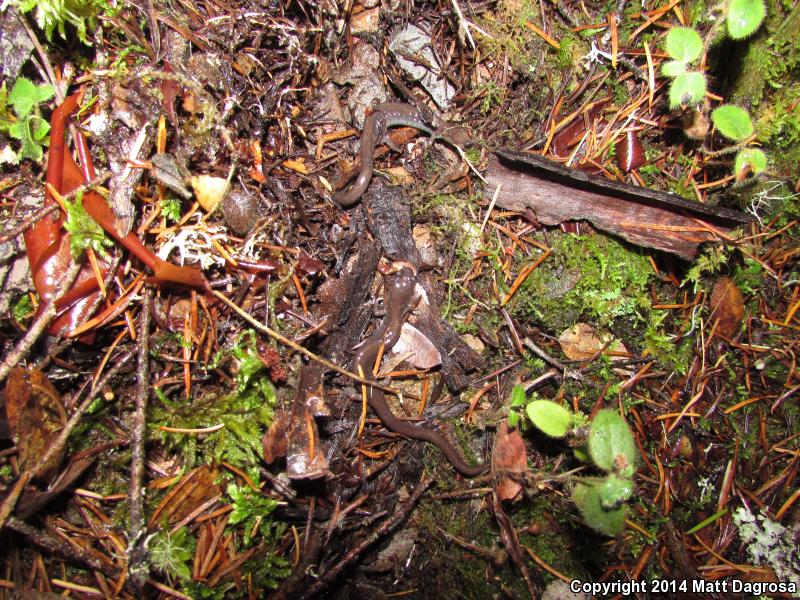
[[191, 174, 229, 213], [558, 323, 631, 375], [386, 166, 415, 186], [389, 323, 442, 370], [558, 323, 606, 361], [349, 7, 380, 34]]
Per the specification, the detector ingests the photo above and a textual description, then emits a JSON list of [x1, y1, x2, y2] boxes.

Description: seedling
[[63, 194, 113, 258], [0, 78, 54, 162], [510, 386, 638, 535], [659, 3, 767, 180]]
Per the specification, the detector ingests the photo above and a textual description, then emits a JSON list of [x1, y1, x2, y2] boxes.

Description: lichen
[[733, 505, 800, 589]]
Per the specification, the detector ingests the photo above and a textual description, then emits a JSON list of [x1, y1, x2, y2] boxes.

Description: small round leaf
[[669, 71, 706, 108], [711, 105, 753, 141], [588, 409, 638, 476], [727, 0, 765, 40], [599, 474, 634, 509], [525, 400, 572, 438], [510, 384, 527, 408], [664, 27, 703, 63], [734, 148, 767, 179], [572, 481, 627, 536], [660, 60, 687, 78]]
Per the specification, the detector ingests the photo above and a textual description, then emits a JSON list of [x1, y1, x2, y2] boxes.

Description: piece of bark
[[485, 150, 755, 260], [278, 242, 380, 479]]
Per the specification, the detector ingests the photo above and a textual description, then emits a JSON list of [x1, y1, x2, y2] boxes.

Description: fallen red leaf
[[710, 276, 745, 338], [492, 420, 527, 502]]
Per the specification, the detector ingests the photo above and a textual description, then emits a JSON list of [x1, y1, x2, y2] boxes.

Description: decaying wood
[[485, 150, 755, 259], [366, 179, 484, 391], [279, 242, 381, 479]]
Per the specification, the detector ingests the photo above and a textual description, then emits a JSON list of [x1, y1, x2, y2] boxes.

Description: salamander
[[333, 103, 471, 206], [353, 266, 487, 477]]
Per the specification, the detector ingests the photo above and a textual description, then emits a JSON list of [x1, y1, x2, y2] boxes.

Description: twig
[[0, 203, 59, 246], [5, 516, 117, 577], [0, 260, 83, 384], [128, 287, 152, 591], [299, 475, 434, 599], [449, 0, 477, 49], [211, 290, 410, 398], [0, 349, 134, 528], [522, 337, 584, 382]]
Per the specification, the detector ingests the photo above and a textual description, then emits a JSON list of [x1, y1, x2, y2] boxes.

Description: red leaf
[[492, 421, 527, 502]]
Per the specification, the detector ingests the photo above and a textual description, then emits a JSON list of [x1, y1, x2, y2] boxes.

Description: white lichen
[[733, 504, 800, 588]]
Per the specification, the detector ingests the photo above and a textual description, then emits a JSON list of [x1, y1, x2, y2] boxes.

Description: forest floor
[[0, 0, 799, 598]]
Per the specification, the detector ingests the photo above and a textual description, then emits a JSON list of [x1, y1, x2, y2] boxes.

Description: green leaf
[[8, 78, 54, 118], [734, 148, 767, 178], [63, 195, 113, 258], [660, 60, 687, 78], [572, 481, 627, 536], [30, 115, 50, 142], [727, 0, 765, 40], [12, 294, 35, 322], [669, 71, 706, 108], [711, 105, 753, 141], [664, 27, 703, 63], [598, 474, 634, 509], [510, 384, 527, 407], [588, 409, 638, 476], [507, 411, 520, 427], [525, 400, 572, 438], [8, 119, 45, 161]]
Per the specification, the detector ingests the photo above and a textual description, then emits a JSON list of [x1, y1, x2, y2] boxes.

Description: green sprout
[[659, 4, 767, 178], [517, 388, 639, 536], [0, 78, 54, 162], [63, 194, 113, 258], [726, 0, 766, 40], [712, 105, 754, 141]]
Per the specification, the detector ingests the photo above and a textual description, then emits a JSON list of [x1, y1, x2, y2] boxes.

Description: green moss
[[148, 332, 280, 469], [512, 234, 654, 332], [730, 1, 800, 107], [754, 85, 800, 173], [515, 495, 594, 580]]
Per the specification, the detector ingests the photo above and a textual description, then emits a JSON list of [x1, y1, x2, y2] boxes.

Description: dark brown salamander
[[353, 266, 487, 477], [333, 103, 471, 206]]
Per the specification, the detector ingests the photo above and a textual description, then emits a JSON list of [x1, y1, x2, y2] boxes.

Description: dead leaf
[[492, 421, 527, 502], [558, 324, 632, 375], [710, 276, 744, 338], [15, 454, 95, 519], [262, 410, 289, 464], [386, 166, 415, 186], [5, 367, 66, 483], [558, 323, 607, 361], [389, 323, 442, 370], [191, 174, 229, 213]]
